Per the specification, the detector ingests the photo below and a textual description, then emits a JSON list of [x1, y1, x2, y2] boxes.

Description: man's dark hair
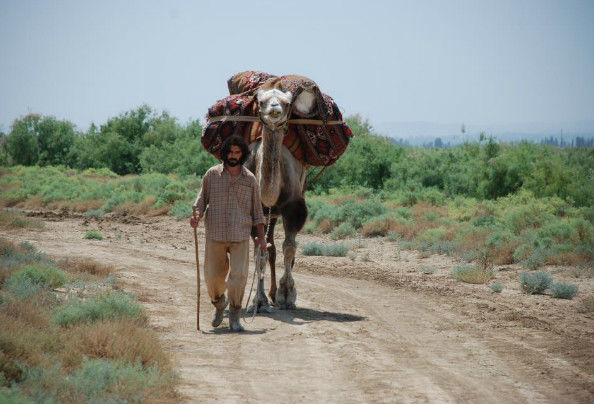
[[221, 135, 250, 165]]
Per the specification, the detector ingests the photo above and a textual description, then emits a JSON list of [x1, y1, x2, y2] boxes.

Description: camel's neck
[[258, 124, 285, 207]]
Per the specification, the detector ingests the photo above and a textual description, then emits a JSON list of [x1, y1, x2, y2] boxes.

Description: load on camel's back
[[202, 70, 352, 168], [201, 71, 352, 311]]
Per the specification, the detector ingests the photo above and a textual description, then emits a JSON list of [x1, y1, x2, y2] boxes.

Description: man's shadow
[[200, 307, 365, 334]]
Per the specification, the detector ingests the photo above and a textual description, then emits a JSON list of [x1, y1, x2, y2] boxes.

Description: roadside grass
[[489, 281, 504, 293], [0, 237, 178, 402], [301, 242, 350, 257], [0, 210, 44, 230], [56, 257, 114, 277], [2, 165, 592, 269], [550, 282, 579, 299], [53, 291, 147, 327], [0, 165, 197, 219], [519, 271, 552, 295], [451, 264, 494, 284], [84, 230, 104, 240]]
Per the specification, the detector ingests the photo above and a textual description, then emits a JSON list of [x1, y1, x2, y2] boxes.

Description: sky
[[1, 0, 593, 136]]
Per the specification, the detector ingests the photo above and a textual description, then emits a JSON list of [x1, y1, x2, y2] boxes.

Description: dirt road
[[3, 213, 593, 403]]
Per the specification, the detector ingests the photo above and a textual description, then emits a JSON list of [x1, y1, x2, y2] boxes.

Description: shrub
[[330, 222, 357, 240], [168, 199, 190, 219], [550, 282, 578, 299], [8, 265, 68, 289], [84, 231, 104, 240], [489, 281, 504, 293], [301, 242, 349, 257], [417, 227, 448, 243], [64, 319, 172, 371], [84, 209, 104, 219], [4, 277, 40, 299], [0, 388, 32, 403], [360, 215, 399, 237], [519, 271, 552, 294], [386, 232, 401, 242], [451, 264, 493, 284], [53, 291, 146, 327], [419, 266, 436, 275], [0, 211, 44, 229], [57, 257, 113, 277], [430, 241, 456, 255], [522, 248, 548, 270], [333, 198, 387, 229]]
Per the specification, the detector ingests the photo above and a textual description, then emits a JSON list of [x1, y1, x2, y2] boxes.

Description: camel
[[246, 88, 310, 311]]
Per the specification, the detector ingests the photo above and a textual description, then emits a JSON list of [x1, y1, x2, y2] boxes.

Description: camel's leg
[[276, 200, 306, 310], [266, 218, 278, 303], [276, 234, 297, 310]]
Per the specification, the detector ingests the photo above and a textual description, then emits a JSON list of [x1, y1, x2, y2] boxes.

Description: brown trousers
[[204, 239, 250, 308]]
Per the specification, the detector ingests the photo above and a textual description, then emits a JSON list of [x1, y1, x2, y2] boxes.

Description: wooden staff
[[192, 206, 200, 331]]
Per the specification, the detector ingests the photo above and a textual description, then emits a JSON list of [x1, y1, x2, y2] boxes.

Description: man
[[190, 135, 266, 332]]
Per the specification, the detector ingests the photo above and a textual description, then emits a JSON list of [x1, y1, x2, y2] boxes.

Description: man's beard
[[224, 157, 240, 167]]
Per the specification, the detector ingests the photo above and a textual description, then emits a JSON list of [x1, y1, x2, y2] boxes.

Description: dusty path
[[3, 213, 593, 403]]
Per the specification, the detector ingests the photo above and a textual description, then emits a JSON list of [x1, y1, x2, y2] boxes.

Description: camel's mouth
[[268, 110, 281, 117]]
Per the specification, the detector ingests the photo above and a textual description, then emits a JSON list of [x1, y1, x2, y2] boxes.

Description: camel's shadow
[[252, 306, 366, 325]]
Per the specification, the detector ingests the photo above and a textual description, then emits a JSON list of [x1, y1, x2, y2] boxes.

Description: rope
[[207, 115, 344, 126], [242, 207, 273, 324]]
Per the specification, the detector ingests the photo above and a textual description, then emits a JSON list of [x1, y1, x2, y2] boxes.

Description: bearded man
[[190, 135, 266, 332]]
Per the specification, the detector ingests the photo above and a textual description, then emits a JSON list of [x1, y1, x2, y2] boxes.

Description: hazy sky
[[1, 0, 593, 133]]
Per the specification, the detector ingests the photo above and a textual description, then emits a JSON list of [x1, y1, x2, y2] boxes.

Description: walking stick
[[192, 206, 200, 331]]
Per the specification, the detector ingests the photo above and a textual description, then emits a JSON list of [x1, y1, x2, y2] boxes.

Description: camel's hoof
[[275, 287, 297, 310], [247, 300, 273, 314], [277, 302, 296, 310]]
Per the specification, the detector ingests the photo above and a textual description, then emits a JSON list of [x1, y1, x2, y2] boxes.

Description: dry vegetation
[[0, 237, 179, 402]]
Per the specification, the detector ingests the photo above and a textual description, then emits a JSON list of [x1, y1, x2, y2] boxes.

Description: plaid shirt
[[194, 164, 265, 242]]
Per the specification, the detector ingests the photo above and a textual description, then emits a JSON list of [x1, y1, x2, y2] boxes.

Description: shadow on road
[[254, 307, 366, 325]]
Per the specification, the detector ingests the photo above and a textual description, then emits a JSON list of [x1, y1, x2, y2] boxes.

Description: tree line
[[1, 106, 592, 208]]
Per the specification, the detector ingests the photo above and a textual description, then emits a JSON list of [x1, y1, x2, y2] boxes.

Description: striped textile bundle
[[202, 71, 352, 167]]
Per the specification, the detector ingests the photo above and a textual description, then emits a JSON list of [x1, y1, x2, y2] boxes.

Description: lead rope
[[242, 207, 271, 324]]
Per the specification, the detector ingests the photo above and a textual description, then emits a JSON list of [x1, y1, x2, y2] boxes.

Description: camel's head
[[257, 88, 292, 127]]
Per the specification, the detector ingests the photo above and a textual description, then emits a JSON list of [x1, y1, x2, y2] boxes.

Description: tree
[[5, 114, 41, 165], [37, 117, 76, 166]]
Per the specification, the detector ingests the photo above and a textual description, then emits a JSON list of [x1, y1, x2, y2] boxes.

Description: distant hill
[[375, 120, 594, 146]]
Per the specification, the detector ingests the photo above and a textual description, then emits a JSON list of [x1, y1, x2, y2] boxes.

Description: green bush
[[0, 388, 32, 404], [53, 291, 146, 327], [519, 271, 552, 294], [451, 264, 493, 284], [84, 209, 104, 219], [417, 227, 447, 243], [15, 359, 175, 403], [8, 265, 68, 289], [301, 242, 349, 257], [84, 231, 104, 240], [330, 222, 357, 240], [522, 248, 548, 270], [550, 282, 578, 299], [489, 281, 504, 293], [168, 200, 191, 219], [4, 277, 40, 299]]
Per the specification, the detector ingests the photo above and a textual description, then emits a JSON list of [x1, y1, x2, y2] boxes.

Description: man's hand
[[255, 237, 267, 250], [190, 214, 200, 228]]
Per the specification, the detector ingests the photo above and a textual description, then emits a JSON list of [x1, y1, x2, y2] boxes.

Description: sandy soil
[[2, 212, 593, 403]]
